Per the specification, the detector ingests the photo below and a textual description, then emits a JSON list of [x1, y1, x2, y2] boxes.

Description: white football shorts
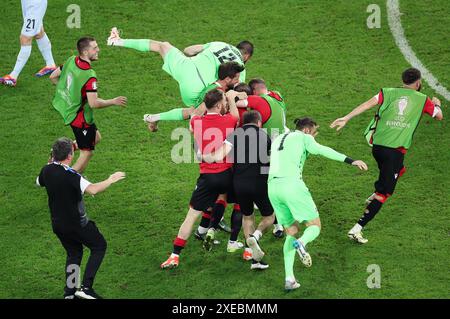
[[21, 0, 47, 37]]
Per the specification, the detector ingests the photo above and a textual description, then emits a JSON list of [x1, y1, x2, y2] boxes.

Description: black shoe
[[194, 229, 206, 241], [272, 224, 284, 239], [63, 288, 77, 299], [75, 286, 103, 299]]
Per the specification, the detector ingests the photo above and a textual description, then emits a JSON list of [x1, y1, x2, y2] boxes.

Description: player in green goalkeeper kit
[[268, 117, 368, 291], [107, 26, 253, 116], [144, 61, 245, 132]]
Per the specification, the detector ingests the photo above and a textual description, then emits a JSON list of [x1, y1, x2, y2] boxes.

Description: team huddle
[[12, 1, 444, 299]]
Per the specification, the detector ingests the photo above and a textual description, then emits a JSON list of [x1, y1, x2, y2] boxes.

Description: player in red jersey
[[160, 88, 243, 269]]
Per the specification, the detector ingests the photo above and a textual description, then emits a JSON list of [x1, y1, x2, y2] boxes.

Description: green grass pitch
[[0, 0, 448, 298]]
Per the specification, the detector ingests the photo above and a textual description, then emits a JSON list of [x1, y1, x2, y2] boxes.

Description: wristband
[[344, 157, 355, 165]]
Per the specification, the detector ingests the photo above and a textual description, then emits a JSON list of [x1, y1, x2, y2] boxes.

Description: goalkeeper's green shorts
[[162, 47, 206, 106], [268, 177, 319, 227]]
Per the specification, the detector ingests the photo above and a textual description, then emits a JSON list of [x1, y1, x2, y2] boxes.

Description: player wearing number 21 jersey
[[0, 0, 57, 87]]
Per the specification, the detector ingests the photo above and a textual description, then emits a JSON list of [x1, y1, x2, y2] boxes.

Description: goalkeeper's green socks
[[283, 235, 296, 280], [122, 39, 151, 52], [159, 108, 185, 121], [299, 225, 321, 246]]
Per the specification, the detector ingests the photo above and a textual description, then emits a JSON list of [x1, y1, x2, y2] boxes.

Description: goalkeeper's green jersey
[[269, 131, 347, 181], [193, 82, 222, 108], [193, 42, 246, 85]]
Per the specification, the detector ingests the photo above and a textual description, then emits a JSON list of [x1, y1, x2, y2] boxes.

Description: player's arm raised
[[431, 97, 444, 120], [226, 90, 246, 121], [85, 172, 126, 195], [330, 95, 379, 131], [87, 92, 127, 109], [183, 44, 204, 57]]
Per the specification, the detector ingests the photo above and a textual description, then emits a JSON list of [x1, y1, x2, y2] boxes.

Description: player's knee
[[306, 217, 321, 229], [217, 193, 227, 202], [161, 41, 172, 49], [80, 149, 94, 159], [95, 131, 101, 145], [160, 42, 173, 55], [20, 34, 33, 45], [35, 27, 45, 39], [91, 238, 107, 253], [374, 192, 389, 203], [285, 224, 299, 236]]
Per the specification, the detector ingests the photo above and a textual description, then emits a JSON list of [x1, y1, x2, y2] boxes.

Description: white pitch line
[[387, 0, 450, 101]]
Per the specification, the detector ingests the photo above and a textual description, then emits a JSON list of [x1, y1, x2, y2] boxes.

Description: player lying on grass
[[143, 62, 245, 132], [1, 0, 57, 87], [330, 67, 443, 244], [268, 117, 368, 291], [51, 37, 127, 173], [234, 81, 288, 238], [160, 89, 243, 269], [202, 110, 274, 270], [107, 27, 253, 106]]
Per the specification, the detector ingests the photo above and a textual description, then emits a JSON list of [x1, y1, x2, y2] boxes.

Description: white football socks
[[197, 226, 208, 235], [349, 223, 363, 234], [36, 33, 55, 67], [253, 230, 262, 241], [10, 45, 32, 78]]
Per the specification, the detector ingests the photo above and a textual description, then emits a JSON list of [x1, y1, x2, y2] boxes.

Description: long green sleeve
[[305, 134, 346, 162]]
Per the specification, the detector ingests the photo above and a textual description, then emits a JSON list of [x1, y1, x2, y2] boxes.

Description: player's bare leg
[[72, 131, 101, 173], [257, 215, 275, 234], [244, 214, 274, 262], [72, 150, 93, 174], [161, 207, 202, 269]]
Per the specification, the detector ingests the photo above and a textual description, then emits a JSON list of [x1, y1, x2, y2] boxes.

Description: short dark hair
[[248, 78, 266, 92], [234, 82, 252, 96], [294, 117, 317, 130], [237, 40, 254, 57], [77, 36, 96, 54], [51, 137, 74, 161], [204, 89, 224, 110], [243, 110, 262, 125], [218, 62, 245, 80], [402, 68, 421, 85]]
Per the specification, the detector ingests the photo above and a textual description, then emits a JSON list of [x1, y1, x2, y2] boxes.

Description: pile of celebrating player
[[15, 0, 443, 297]]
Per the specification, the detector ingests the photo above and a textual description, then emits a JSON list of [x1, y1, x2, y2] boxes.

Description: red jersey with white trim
[[61, 57, 97, 128], [190, 113, 238, 174], [376, 90, 438, 154]]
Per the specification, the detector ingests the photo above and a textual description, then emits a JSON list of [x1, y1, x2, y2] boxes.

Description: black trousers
[[372, 144, 405, 196], [53, 221, 107, 293]]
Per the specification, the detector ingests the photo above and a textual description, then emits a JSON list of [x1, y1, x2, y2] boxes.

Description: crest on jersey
[[398, 97, 408, 116]]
